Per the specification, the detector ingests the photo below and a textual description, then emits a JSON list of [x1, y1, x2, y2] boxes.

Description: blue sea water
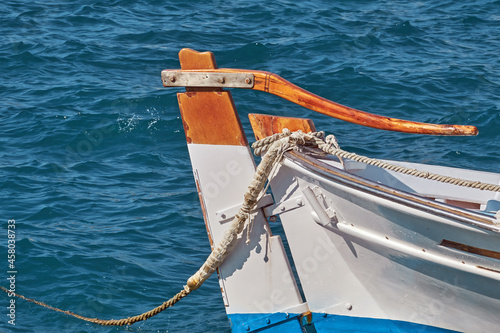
[[0, 0, 499, 332]]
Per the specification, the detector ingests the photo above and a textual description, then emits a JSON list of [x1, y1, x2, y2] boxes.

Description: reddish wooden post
[[249, 114, 317, 140], [177, 48, 247, 146]]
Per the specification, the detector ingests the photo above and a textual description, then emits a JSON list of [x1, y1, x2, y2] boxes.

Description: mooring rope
[[0, 134, 296, 326], [0, 286, 189, 326], [3, 129, 498, 326]]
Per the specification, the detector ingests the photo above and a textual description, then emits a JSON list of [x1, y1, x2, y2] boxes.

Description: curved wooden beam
[[163, 66, 478, 136], [250, 70, 477, 136]]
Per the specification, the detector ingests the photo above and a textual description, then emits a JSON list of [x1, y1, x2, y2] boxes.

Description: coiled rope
[[3, 129, 498, 326]]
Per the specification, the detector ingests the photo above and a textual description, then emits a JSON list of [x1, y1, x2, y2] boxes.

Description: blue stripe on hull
[[312, 313, 460, 333], [228, 312, 304, 333], [228, 312, 461, 333]]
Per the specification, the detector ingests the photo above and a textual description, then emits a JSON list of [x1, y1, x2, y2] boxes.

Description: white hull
[[267, 150, 500, 332], [164, 48, 500, 332]]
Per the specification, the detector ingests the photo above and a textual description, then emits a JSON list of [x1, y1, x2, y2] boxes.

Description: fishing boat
[[162, 49, 500, 333]]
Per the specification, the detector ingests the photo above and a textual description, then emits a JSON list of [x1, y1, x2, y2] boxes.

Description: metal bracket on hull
[[261, 187, 339, 227], [215, 194, 274, 224], [262, 195, 305, 220], [303, 186, 338, 226]]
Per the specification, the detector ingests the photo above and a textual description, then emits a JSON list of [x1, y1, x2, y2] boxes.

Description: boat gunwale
[[284, 149, 500, 233]]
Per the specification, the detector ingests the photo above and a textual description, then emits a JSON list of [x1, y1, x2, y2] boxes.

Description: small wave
[[386, 20, 423, 36]]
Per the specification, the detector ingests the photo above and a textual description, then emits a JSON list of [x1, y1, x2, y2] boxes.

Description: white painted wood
[[187, 144, 307, 315], [269, 154, 500, 332]]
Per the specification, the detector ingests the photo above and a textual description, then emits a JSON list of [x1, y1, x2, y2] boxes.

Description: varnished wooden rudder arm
[[163, 48, 478, 136]]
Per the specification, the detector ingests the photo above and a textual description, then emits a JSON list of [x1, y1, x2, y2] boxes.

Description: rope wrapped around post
[[0, 133, 297, 326], [185, 135, 295, 291], [3, 128, 498, 326]]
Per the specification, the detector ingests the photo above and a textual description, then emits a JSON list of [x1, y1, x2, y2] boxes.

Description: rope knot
[[324, 134, 341, 152], [289, 130, 307, 145]]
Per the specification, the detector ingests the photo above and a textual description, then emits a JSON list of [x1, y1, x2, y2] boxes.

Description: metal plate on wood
[[263, 195, 305, 218], [162, 70, 254, 88], [216, 194, 274, 223]]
